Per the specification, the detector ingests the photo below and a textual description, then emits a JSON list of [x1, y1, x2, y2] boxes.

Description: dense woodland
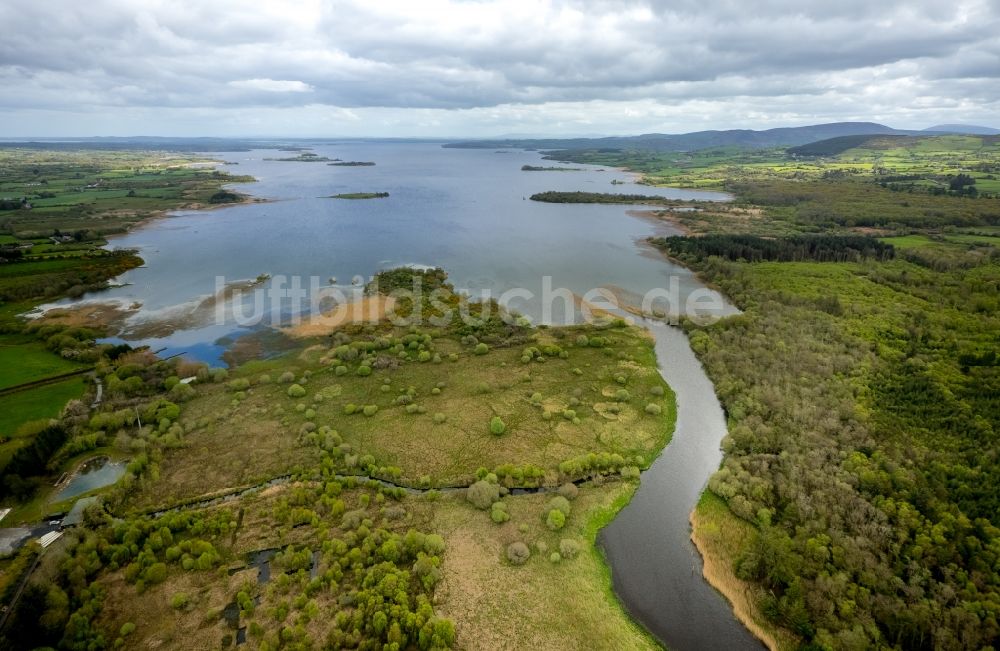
[[656, 231, 1000, 649], [653, 235, 895, 264]]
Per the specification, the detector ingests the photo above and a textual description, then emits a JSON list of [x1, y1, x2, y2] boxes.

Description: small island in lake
[[530, 190, 670, 203], [328, 161, 376, 166], [521, 164, 583, 171], [265, 152, 335, 162], [328, 191, 390, 199]]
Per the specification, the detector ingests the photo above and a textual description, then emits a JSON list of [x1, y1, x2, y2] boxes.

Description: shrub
[[559, 538, 581, 559], [334, 365, 348, 376], [433, 412, 447, 424], [258, 374, 272, 384], [644, 403, 662, 415], [489, 416, 506, 435], [356, 365, 372, 377], [278, 371, 296, 383], [425, 534, 446, 555], [490, 502, 510, 523], [120, 622, 136, 637], [169, 382, 195, 402], [650, 385, 665, 396], [614, 389, 630, 402], [550, 552, 562, 563], [547, 495, 572, 517], [466, 480, 500, 510], [287, 384, 306, 398], [474, 343, 489, 355], [228, 378, 250, 392], [558, 482, 579, 500], [506, 542, 530, 565], [170, 592, 190, 609], [418, 351, 432, 362], [562, 409, 576, 420], [143, 562, 168, 584], [546, 509, 566, 530], [344, 403, 357, 415]]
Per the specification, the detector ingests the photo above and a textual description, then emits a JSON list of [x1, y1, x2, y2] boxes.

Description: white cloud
[[228, 79, 314, 93], [0, 0, 997, 135]]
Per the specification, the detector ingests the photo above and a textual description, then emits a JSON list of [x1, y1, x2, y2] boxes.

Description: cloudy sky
[[1, 0, 998, 137]]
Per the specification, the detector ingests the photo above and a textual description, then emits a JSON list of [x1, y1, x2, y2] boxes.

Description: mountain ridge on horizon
[[0, 121, 996, 152], [444, 121, 1000, 152]]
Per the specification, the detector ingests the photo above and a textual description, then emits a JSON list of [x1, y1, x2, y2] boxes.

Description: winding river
[[600, 320, 763, 650], [49, 142, 759, 649]]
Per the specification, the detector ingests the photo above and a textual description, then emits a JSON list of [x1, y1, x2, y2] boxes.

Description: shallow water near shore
[[49, 142, 757, 649]]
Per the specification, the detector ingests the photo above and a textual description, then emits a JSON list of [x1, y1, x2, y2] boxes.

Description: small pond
[[53, 457, 127, 502]]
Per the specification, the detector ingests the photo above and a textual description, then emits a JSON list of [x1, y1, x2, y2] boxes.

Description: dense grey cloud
[[0, 0, 997, 136]]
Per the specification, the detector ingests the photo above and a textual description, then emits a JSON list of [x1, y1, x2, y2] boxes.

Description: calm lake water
[[51, 142, 735, 358], [49, 142, 758, 649]]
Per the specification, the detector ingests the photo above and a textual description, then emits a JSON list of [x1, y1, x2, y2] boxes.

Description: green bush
[[466, 480, 500, 510], [550, 552, 562, 563], [506, 541, 530, 565], [490, 502, 510, 523], [474, 343, 489, 355], [287, 384, 306, 398], [546, 509, 566, 530], [120, 622, 136, 637], [644, 403, 662, 415], [614, 389, 630, 402], [334, 365, 348, 376], [143, 562, 168, 584], [547, 495, 572, 517], [489, 416, 506, 435], [650, 385, 665, 396], [362, 404, 379, 417], [356, 365, 372, 377], [433, 412, 447, 424], [278, 371, 296, 383], [228, 378, 250, 392], [170, 593, 190, 609]]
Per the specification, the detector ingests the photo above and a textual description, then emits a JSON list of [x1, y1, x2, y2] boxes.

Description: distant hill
[[924, 124, 1000, 135], [787, 134, 912, 156], [788, 132, 1000, 157], [445, 122, 923, 152]]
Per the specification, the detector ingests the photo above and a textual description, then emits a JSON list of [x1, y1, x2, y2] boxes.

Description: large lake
[[50, 142, 735, 359]]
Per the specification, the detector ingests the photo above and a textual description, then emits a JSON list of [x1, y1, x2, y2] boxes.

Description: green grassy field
[[0, 334, 85, 390], [0, 376, 86, 438]]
